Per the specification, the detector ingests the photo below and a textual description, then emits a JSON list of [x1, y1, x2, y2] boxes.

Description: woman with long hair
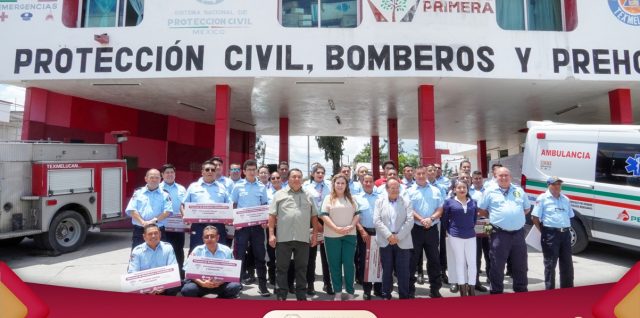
[[320, 174, 361, 300], [442, 180, 478, 296]]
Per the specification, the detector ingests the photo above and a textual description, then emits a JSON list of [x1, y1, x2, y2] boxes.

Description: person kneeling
[[181, 226, 242, 298]]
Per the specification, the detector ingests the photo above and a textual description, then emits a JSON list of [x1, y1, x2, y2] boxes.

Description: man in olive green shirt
[[268, 168, 320, 301]]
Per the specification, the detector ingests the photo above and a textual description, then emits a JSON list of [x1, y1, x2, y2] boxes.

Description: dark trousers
[[476, 236, 490, 283], [489, 227, 528, 294], [165, 231, 186, 279], [541, 227, 574, 290], [380, 244, 411, 299], [181, 280, 242, 298], [265, 228, 276, 282], [304, 242, 332, 289], [189, 223, 227, 254], [131, 225, 166, 250], [234, 225, 267, 284], [410, 225, 442, 293], [439, 223, 447, 272], [276, 240, 309, 300], [244, 246, 256, 279], [357, 228, 381, 295]]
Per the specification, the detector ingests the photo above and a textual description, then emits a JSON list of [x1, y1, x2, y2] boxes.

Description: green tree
[[316, 136, 346, 176], [380, 0, 408, 22]]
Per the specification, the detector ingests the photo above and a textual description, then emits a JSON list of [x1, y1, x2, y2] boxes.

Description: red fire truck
[[0, 142, 127, 253]]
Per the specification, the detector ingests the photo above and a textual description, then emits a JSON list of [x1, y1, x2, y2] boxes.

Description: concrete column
[[388, 118, 399, 167], [279, 118, 289, 164], [213, 85, 231, 175], [609, 89, 633, 124], [371, 136, 380, 180], [418, 85, 436, 165], [477, 140, 488, 178]]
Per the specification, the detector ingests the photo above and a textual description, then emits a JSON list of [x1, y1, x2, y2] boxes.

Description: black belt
[[543, 226, 571, 233], [491, 224, 522, 234]]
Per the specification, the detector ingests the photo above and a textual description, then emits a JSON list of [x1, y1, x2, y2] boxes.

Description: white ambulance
[[521, 121, 640, 254]]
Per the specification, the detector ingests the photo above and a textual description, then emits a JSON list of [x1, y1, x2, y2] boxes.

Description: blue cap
[[546, 176, 563, 185]]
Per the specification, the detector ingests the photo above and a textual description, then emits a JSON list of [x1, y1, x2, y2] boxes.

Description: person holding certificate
[[181, 226, 242, 298], [231, 159, 271, 297], [182, 160, 232, 254], [127, 223, 181, 296], [355, 173, 382, 300], [319, 174, 361, 301]]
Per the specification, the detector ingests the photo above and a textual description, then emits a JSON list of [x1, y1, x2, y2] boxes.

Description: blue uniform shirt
[[356, 190, 379, 229], [303, 179, 331, 211], [531, 190, 574, 228], [126, 186, 173, 227], [160, 181, 187, 216], [349, 180, 363, 195], [231, 179, 268, 208], [406, 183, 444, 226], [183, 179, 231, 204], [469, 185, 485, 203], [184, 243, 234, 271], [436, 175, 451, 190], [128, 241, 177, 273], [402, 177, 415, 188], [478, 185, 531, 231]]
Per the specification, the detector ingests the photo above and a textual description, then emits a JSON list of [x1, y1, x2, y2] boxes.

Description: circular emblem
[[609, 0, 640, 26]]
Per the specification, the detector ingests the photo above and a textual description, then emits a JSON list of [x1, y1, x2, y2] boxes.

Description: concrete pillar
[[388, 118, 399, 167], [279, 118, 289, 164], [418, 85, 436, 165], [609, 89, 633, 124], [213, 85, 231, 175], [477, 140, 488, 178], [371, 136, 380, 180]]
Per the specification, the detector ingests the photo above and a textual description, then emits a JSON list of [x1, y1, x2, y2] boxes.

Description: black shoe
[[441, 273, 449, 285], [408, 293, 416, 299], [258, 285, 272, 297], [306, 288, 316, 296], [475, 284, 488, 292], [243, 276, 257, 285], [363, 293, 371, 300], [505, 270, 512, 277], [429, 290, 443, 298], [355, 278, 363, 285], [289, 286, 295, 294], [416, 274, 425, 285], [450, 284, 459, 293], [277, 295, 287, 301], [323, 285, 335, 295], [374, 291, 383, 297]]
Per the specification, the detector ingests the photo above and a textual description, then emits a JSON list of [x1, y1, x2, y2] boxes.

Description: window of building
[[63, 0, 144, 28], [279, 0, 361, 28], [499, 149, 509, 158], [595, 143, 640, 188], [496, 0, 577, 31]]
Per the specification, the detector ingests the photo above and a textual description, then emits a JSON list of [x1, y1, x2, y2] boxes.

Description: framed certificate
[[185, 256, 242, 283], [233, 205, 269, 229], [364, 236, 382, 283], [121, 264, 181, 293], [183, 202, 234, 224]]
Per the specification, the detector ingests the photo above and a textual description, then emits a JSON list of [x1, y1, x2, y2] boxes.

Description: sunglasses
[[203, 235, 216, 239], [230, 168, 241, 172], [203, 168, 215, 172]]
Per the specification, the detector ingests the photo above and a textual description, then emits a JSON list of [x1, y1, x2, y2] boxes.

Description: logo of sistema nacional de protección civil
[[609, 0, 640, 26]]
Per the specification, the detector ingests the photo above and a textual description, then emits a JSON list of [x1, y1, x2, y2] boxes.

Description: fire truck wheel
[[43, 210, 88, 253], [0, 236, 25, 246], [570, 218, 588, 254]]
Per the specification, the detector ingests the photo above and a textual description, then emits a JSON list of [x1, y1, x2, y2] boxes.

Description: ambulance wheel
[[570, 219, 588, 254], [43, 210, 88, 253], [0, 236, 24, 246]]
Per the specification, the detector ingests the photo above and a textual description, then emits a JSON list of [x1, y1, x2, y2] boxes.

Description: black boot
[[258, 279, 272, 297], [468, 284, 476, 296], [459, 284, 468, 297]]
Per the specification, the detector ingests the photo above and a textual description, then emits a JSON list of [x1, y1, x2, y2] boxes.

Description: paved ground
[[1, 228, 638, 300]]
